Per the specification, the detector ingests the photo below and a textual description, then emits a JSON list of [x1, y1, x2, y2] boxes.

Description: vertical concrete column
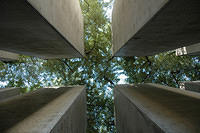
[[0, 50, 19, 61], [112, 0, 200, 56], [27, 0, 84, 57], [0, 86, 86, 133], [0, 0, 84, 58], [114, 84, 200, 133], [0, 88, 20, 102]]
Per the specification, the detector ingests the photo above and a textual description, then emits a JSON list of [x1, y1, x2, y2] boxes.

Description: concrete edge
[[116, 83, 200, 100], [0, 88, 20, 93], [0, 50, 19, 61], [26, 0, 85, 58], [115, 84, 200, 133], [6, 85, 86, 133], [114, 85, 165, 132], [112, 0, 170, 57]]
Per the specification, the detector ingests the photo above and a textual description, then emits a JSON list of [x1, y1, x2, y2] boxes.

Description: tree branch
[[59, 59, 74, 73], [145, 56, 152, 66], [84, 0, 90, 13], [171, 71, 180, 86], [103, 76, 114, 85]]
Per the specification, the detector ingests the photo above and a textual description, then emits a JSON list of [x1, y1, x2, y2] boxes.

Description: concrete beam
[[115, 84, 200, 133], [0, 0, 84, 59], [0, 86, 86, 133], [176, 43, 200, 56], [112, 0, 200, 56], [0, 50, 19, 61], [0, 88, 20, 102], [180, 81, 200, 93]]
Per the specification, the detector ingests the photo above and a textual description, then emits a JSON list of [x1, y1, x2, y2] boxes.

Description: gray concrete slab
[[180, 81, 200, 93], [176, 43, 200, 56], [0, 88, 20, 102], [0, 50, 19, 61], [112, 0, 200, 56], [0, 86, 86, 133], [115, 84, 200, 133], [0, 0, 84, 59]]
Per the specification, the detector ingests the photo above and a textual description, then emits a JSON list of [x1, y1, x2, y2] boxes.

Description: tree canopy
[[122, 53, 200, 88]]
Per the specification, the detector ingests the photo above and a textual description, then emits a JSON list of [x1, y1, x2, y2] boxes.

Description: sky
[[118, 71, 128, 84], [103, 0, 114, 20]]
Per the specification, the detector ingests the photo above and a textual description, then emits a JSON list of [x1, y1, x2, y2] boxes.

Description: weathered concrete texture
[[0, 88, 20, 102], [0, 86, 86, 133], [0, 50, 19, 61], [115, 84, 200, 133], [176, 43, 200, 56], [0, 0, 84, 59], [180, 81, 200, 93], [112, 0, 200, 56]]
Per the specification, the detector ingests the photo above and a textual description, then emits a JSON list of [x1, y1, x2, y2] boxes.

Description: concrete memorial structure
[[180, 81, 200, 93], [176, 43, 200, 56], [0, 88, 20, 102], [0, 86, 86, 133], [0, 50, 19, 62], [112, 0, 200, 56], [0, 0, 84, 59], [0, 1, 86, 132], [115, 84, 200, 133]]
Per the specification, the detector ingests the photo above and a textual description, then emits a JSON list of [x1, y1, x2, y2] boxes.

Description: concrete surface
[[176, 43, 200, 56], [0, 86, 86, 133], [180, 81, 200, 93], [0, 0, 84, 59], [114, 83, 200, 133], [112, 0, 200, 56], [0, 88, 20, 102], [0, 50, 19, 61]]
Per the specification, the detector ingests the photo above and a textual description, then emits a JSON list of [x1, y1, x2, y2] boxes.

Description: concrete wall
[[112, 0, 168, 56], [114, 84, 200, 133], [112, 0, 200, 56], [0, 86, 86, 133], [0, 0, 84, 59], [0, 50, 19, 61], [27, 0, 84, 56], [0, 88, 20, 102], [176, 43, 200, 56]]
